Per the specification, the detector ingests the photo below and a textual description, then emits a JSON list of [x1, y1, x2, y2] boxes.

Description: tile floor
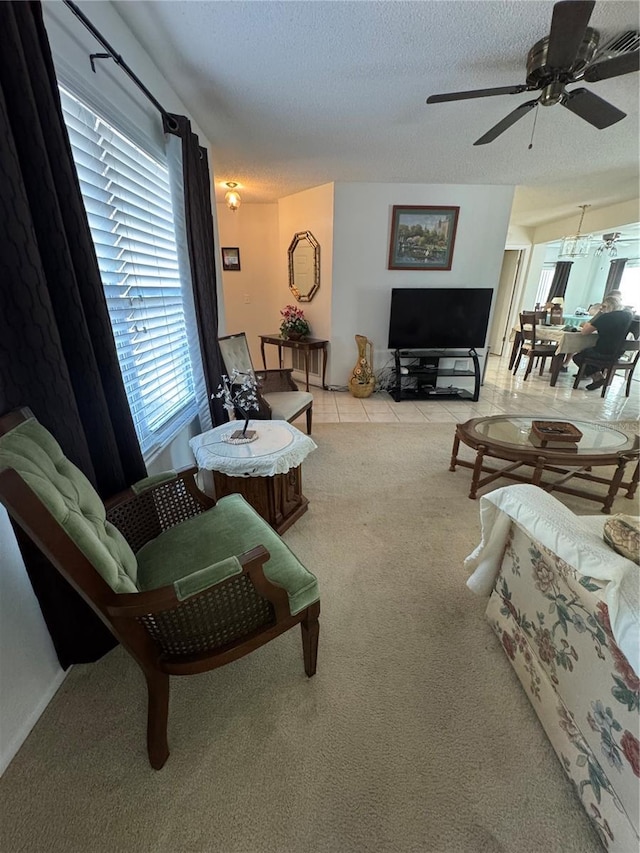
[[297, 353, 640, 426]]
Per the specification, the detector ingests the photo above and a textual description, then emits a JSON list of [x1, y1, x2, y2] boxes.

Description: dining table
[[509, 325, 598, 386]]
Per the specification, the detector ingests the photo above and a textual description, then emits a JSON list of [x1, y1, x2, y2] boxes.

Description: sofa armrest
[[466, 483, 639, 676], [466, 484, 631, 594]]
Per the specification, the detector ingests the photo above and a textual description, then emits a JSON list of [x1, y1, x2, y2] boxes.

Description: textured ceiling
[[112, 0, 640, 227]]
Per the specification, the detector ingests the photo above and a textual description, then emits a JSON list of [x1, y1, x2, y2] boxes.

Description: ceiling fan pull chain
[[528, 103, 540, 150]]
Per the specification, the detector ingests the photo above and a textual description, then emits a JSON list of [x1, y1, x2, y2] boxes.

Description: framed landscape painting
[[388, 206, 460, 271]]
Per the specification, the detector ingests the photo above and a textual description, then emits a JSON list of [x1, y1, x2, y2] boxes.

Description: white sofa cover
[[466, 484, 639, 851]]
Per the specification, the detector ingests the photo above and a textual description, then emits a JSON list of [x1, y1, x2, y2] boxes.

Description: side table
[[189, 420, 317, 534], [260, 334, 329, 391]]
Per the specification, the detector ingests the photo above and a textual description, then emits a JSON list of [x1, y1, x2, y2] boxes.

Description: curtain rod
[[61, 0, 179, 132]]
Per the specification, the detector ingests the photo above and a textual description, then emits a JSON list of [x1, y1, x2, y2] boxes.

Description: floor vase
[[349, 334, 375, 398]]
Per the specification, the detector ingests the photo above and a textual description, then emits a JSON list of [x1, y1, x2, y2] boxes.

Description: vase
[[348, 334, 375, 398], [285, 331, 305, 341]]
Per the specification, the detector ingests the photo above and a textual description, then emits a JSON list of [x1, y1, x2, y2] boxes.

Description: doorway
[[489, 250, 523, 356]]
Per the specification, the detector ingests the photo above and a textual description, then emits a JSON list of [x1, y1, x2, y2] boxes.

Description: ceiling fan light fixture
[[425, 1, 640, 145], [595, 232, 621, 257], [559, 204, 593, 258]]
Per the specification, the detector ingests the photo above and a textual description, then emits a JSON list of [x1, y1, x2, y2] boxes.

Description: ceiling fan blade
[[562, 87, 626, 128], [473, 100, 538, 146], [584, 50, 640, 82], [546, 0, 595, 70], [427, 85, 528, 104]]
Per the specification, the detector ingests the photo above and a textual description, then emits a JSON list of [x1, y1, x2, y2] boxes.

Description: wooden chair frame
[[512, 311, 558, 380], [219, 332, 313, 434], [0, 408, 320, 769], [572, 340, 640, 398]]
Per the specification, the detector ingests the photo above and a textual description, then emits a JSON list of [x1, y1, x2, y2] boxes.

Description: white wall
[[0, 0, 218, 776], [0, 508, 67, 775], [278, 184, 335, 379], [216, 202, 280, 368], [330, 182, 515, 385], [532, 199, 640, 245]]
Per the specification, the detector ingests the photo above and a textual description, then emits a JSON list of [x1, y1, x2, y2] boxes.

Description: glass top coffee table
[[450, 416, 639, 513]]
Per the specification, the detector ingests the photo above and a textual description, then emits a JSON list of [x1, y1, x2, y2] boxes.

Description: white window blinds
[[59, 87, 196, 457], [535, 265, 555, 307]]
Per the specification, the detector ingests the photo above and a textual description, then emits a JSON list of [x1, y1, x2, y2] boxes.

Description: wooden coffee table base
[[201, 466, 308, 534], [449, 429, 639, 514]]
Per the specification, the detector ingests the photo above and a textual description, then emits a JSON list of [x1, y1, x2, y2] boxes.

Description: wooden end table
[[190, 420, 317, 534], [260, 334, 328, 391], [449, 416, 639, 514]]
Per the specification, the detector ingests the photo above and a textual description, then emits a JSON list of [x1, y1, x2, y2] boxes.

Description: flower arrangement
[[213, 370, 259, 436], [280, 304, 310, 339]]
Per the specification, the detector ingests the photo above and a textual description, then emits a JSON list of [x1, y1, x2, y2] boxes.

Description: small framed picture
[[221, 247, 241, 271], [388, 206, 460, 271]]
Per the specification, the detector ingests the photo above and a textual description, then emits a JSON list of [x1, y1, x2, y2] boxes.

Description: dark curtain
[[0, 2, 146, 668], [603, 258, 628, 297], [546, 261, 573, 301], [164, 114, 226, 426]]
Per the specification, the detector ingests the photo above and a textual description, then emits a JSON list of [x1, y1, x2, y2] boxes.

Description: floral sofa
[[466, 484, 639, 851]]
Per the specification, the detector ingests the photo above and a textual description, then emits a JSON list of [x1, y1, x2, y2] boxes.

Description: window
[[59, 87, 196, 457], [534, 265, 555, 307], [618, 262, 640, 313]]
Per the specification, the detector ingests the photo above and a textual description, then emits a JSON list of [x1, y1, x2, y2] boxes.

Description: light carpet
[[4, 421, 634, 853]]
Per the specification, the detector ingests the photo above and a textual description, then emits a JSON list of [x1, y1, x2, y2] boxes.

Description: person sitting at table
[[572, 295, 632, 391]]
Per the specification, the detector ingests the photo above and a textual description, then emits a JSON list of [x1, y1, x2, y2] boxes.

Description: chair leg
[[512, 352, 522, 374], [601, 367, 615, 398], [625, 369, 634, 397], [538, 357, 546, 376], [144, 669, 170, 770], [306, 407, 312, 435], [301, 602, 320, 677], [573, 363, 586, 389], [524, 356, 533, 380]]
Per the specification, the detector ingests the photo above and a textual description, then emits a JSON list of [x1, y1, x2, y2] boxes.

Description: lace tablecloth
[[190, 420, 317, 477]]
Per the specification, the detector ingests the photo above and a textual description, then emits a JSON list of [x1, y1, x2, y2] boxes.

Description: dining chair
[[508, 309, 548, 370], [572, 339, 640, 398], [512, 311, 557, 379], [0, 408, 320, 769], [219, 332, 313, 434]]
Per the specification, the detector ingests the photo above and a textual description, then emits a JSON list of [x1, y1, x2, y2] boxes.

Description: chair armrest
[[105, 467, 215, 552], [256, 369, 299, 393], [106, 544, 291, 622], [174, 555, 242, 601], [105, 466, 206, 510]]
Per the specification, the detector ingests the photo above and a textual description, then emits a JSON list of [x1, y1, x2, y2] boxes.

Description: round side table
[[190, 420, 317, 533]]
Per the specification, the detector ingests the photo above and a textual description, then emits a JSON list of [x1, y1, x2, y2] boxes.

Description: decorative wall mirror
[[288, 230, 320, 302]]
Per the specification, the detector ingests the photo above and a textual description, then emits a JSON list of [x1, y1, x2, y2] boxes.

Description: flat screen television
[[388, 287, 493, 350]]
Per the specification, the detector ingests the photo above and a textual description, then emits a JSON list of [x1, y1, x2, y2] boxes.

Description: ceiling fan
[[426, 0, 640, 145]]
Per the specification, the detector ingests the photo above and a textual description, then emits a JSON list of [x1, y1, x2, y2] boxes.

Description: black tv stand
[[392, 348, 481, 402]]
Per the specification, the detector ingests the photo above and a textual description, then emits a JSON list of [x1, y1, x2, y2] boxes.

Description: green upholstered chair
[[219, 332, 313, 434], [0, 408, 320, 769]]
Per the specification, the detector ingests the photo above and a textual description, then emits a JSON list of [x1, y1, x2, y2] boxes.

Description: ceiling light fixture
[[595, 232, 622, 258], [559, 204, 592, 259], [224, 182, 241, 212]]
